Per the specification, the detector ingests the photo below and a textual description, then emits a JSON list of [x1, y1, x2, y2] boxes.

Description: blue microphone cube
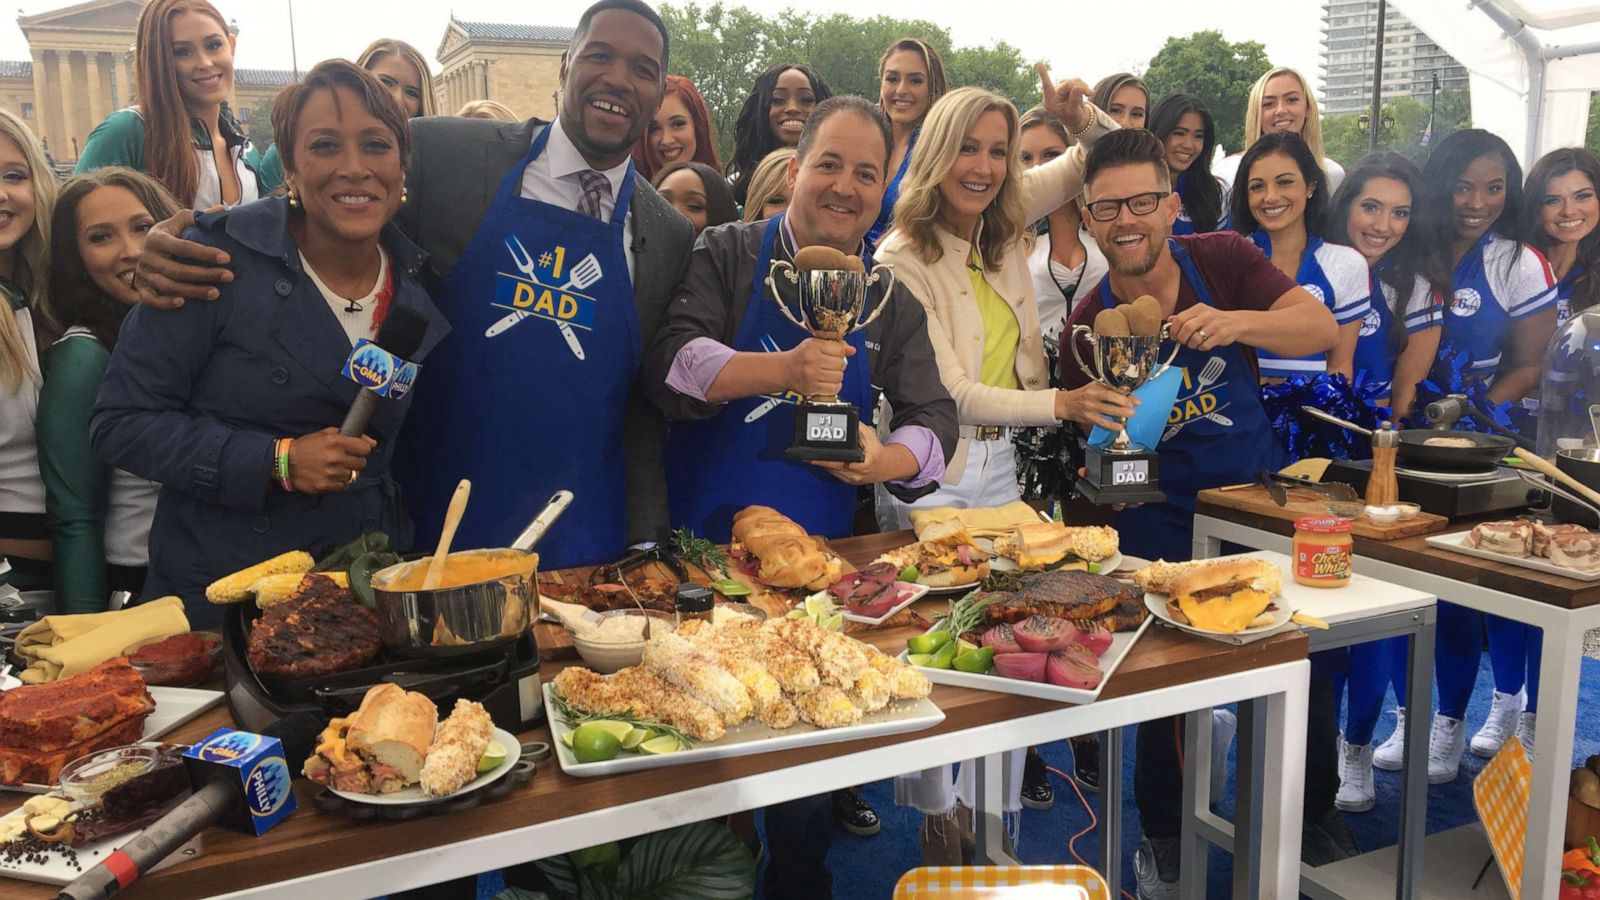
[[182, 728, 298, 836]]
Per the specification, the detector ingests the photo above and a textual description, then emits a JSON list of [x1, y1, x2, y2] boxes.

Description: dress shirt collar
[[778, 214, 867, 260], [543, 117, 631, 202]]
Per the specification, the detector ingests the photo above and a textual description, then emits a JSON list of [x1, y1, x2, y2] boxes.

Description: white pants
[[886, 437, 1026, 813], [878, 438, 1023, 532]]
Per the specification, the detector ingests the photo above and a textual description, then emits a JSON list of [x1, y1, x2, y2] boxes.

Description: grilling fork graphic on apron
[[485, 236, 602, 360]]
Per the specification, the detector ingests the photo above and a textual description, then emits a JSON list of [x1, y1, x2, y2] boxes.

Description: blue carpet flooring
[[465, 653, 1600, 900]]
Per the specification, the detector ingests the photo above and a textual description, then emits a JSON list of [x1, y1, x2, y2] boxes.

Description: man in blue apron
[[129, 0, 696, 571], [642, 97, 956, 900], [1059, 130, 1341, 898], [644, 97, 958, 545]]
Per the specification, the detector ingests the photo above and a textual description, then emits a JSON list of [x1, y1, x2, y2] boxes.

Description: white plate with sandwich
[[1135, 558, 1293, 638], [986, 521, 1121, 575], [873, 515, 992, 594]]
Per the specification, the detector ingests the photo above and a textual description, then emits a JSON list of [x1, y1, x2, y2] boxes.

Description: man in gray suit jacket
[[134, 0, 693, 559]]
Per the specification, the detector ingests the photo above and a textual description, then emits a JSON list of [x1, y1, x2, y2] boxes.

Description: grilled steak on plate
[[247, 574, 381, 678], [983, 570, 1140, 625]]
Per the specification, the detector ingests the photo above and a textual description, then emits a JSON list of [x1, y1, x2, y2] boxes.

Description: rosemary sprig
[[933, 591, 1001, 638], [671, 527, 729, 576], [549, 687, 696, 748]]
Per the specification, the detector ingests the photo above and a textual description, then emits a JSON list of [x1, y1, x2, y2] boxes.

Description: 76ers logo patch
[[1359, 308, 1381, 337], [1452, 288, 1482, 317]]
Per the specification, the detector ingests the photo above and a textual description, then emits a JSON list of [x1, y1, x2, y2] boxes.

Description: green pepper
[[316, 531, 391, 572], [348, 550, 400, 607]]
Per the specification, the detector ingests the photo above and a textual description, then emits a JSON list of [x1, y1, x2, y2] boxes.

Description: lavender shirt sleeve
[[885, 425, 945, 489], [665, 336, 738, 402]]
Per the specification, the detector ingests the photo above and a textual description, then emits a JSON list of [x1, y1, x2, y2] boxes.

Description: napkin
[[907, 501, 1045, 540], [1088, 366, 1182, 451], [17, 595, 189, 683]]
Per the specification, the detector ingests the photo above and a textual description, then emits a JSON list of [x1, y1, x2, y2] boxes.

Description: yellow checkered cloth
[[893, 865, 1108, 899], [1473, 736, 1532, 900]]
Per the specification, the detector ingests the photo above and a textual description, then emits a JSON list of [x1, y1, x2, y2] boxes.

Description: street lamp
[[1358, 107, 1396, 136], [1421, 71, 1441, 149]]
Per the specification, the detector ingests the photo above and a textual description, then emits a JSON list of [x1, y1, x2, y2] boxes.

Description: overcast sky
[[0, 0, 1329, 93]]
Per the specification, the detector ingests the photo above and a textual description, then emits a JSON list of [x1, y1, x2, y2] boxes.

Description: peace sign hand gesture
[[1037, 62, 1092, 135]]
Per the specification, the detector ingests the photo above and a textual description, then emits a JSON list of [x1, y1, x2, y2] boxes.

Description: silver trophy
[[1070, 324, 1180, 502], [766, 258, 896, 461]]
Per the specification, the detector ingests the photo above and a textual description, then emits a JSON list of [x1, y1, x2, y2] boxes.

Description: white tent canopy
[[1388, 0, 1600, 165]]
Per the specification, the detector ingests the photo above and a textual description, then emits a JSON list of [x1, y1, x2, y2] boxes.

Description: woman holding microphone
[[91, 61, 448, 625]]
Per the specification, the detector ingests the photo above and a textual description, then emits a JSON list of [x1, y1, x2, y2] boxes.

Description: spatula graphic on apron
[[485, 242, 603, 360]]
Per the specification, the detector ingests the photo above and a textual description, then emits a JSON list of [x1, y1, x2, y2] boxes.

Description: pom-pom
[[1260, 373, 1383, 464]]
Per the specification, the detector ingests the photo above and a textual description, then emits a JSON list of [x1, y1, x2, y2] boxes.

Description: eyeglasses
[[1085, 191, 1170, 222]]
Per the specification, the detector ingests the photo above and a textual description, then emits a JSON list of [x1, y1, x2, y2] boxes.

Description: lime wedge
[[621, 727, 650, 750], [907, 653, 934, 667], [710, 579, 751, 597], [786, 607, 809, 619], [638, 735, 684, 755], [583, 720, 634, 742], [561, 730, 574, 748], [476, 740, 508, 773], [821, 613, 844, 632], [899, 564, 919, 582], [804, 595, 833, 618]]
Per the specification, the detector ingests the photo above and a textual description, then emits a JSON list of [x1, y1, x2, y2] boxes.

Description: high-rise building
[[1321, 0, 1470, 116]]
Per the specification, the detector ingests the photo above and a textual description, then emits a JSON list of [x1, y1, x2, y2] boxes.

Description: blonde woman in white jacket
[[876, 82, 1130, 862], [876, 86, 1131, 531]]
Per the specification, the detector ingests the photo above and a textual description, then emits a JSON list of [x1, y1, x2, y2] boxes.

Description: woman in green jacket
[[75, 0, 262, 210], [39, 168, 180, 612]]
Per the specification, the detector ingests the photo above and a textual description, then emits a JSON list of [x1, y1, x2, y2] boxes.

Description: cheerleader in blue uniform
[[1409, 130, 1558, 783], [1231, 133, 1372, 382], [1526, 147, 1600, 324], [1325, 153, 1448, 810], [1149, 93, 1228, 236]]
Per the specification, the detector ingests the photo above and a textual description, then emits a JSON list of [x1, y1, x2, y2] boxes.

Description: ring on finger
[[1196, 328, 1209, 341], [347, 470, 358, 486]]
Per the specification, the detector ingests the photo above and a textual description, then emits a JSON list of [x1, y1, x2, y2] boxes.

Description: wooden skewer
[[422, 479, 472, 590], [1511, 449, 1600, 510]]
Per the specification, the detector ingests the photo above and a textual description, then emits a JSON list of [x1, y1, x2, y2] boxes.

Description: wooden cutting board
[[1199, 484, 1450, 541]]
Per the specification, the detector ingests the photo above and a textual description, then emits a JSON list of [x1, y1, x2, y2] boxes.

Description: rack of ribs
[[0, 658, 156, 785]]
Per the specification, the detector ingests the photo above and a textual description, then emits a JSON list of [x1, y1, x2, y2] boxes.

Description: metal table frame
[[207, 659, 1311, 900]]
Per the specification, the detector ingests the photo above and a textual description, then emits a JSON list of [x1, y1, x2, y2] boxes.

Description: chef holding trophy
[[645, 96, 958, 543], [1061, 128, 1339, 562]]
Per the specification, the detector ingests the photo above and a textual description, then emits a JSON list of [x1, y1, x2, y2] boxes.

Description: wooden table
[[1193, 498, 1594, 900], [4, 532, 1310, 900]]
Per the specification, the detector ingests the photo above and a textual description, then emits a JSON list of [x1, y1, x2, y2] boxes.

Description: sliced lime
[[572, 724, 623, 763], [561, 730, 574, 748], [804, 595, 834, 618], [907, 652, 935, 667], [638, 735, 684, 755], [710, 579, 752, 597], [476, 739, 508, 773], [899, 564, 919, 582], [621, 727, 650, 750], [583, 720, 634, 742], [821, 613, 844, 632]]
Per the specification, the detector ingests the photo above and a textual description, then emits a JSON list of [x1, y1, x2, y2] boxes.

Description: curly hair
[[632, 75, 721, 182], [727, 63, 831, 205]]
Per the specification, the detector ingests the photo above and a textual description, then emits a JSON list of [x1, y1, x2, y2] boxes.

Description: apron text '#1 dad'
[[395, 124, 640, 568], [664, 215, 875, 542]]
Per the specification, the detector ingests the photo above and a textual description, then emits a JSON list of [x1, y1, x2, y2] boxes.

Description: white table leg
[[1521, 620, 1587, 900], [1233, 698, 1266, 899], [1099, 728, 1124, 898], [1397, 607, 1435, 899], [1179, 709, 1212, 898], [1259, 666, 1309, 899], [972, 753, 1018, 866]]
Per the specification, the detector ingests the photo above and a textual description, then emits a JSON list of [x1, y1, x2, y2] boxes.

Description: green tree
[[243, 94, 275, 144], [1586, 92, 1600, 158], [1142, 30, 1272, 153], [781, 14, 951, 101], [1320, 91, 1471, 171], [947, 43, 1040, 111]]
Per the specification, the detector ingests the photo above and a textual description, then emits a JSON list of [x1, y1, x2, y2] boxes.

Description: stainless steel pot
[[368, 492, 571, 658]]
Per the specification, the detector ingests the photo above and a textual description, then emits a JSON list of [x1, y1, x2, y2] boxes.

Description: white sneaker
[[1373, 707, 1406, 771], [1211, 708, 1236, 800], [1514, 711, 1536, 756], [1428, 714, 1465, 784], [1336, 741, 1376, 812], [1470, 690, 1525, 757]]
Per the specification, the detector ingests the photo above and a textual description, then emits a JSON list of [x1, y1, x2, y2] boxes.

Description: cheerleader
[[1215, 67, 1344, 195], [1149, 93, 1227, 235], [1231, 133, 1370, 382], [1090, 73, 1147, 130], [1324, 153, 1447, 810], [726, 63, 831, 205], [1526, 147, 1600, 322], [867, 38, 948, 246], [1408, 129, 1557, 782]]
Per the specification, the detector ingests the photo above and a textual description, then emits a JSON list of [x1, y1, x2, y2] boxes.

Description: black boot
[[1021, 746, 1055, 810], [1070, 736, 1101, 794], [833, 786, 880, 836]]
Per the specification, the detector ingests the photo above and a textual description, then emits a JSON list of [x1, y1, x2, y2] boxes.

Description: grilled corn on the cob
[[722, 618, 820, 694], [207, 551, 315, 604], [553, 665, 726, 742], [251, 571, 349, 608], [847, 666, 890, 712], [642, 632, 753, 725], [867, 650, 932, 699], [795, 685, 863, 729], [768, 618, 870, 688], [679, 622, 791, 727]]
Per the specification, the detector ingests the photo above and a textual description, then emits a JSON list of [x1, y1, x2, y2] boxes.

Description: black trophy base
[[1077, 445, 1167, 505], [784, 402, 865, 462]]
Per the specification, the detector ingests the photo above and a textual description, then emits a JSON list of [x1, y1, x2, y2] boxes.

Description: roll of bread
[[730, 505, 843, 590], [345, 683, 438, 792]]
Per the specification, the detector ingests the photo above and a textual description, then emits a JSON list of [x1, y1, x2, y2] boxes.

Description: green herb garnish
[[671, 527, 729, 576], [933, 591, 1002, 640], [550, 687, 696, 749]]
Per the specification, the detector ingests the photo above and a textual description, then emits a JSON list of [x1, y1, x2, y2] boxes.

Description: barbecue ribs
[[247, 574, 381, 678], [0, 658, 156, 785]]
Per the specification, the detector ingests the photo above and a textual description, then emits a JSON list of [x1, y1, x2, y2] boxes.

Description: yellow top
[[969, 251, 1020, 389]]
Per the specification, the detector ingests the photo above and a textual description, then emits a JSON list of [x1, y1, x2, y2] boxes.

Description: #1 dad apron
[[395, 125, 640, 568], [664, 215, 874, 543], [1107, 241, 1282, 561]]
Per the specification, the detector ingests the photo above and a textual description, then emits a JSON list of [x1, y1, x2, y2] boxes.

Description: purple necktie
[[577, 170, 610, 220]]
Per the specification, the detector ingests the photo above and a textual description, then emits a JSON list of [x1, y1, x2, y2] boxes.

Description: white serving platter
[[0, 795, 198, 886], [545, 686, 944, 777], [328, 727, 522, 806], [1425, 530, 1600, 582], [3, 686, 224, 795], [898, 615, 1152, 705], [839, 582, 929, 625]]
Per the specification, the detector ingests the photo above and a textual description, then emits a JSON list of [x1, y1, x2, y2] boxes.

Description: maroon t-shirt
[[1059, 232, 1298, 390]]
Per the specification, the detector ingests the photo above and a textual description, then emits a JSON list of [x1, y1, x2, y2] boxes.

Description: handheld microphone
[[57, 712, 324, 900], [339, 306, 429, 437]]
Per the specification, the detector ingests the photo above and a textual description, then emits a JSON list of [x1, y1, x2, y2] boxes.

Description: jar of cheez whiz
[[1293, 516, 1353, 588]]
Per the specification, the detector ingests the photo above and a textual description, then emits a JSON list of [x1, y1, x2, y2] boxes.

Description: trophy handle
[[1151, 322, 1182, 379], [1069, 324, 1098, 380], [765, 259, 811, 332], [855, 264, 897, 332]]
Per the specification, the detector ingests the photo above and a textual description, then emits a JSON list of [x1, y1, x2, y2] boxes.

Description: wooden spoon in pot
[[422, 479, 472, 590]]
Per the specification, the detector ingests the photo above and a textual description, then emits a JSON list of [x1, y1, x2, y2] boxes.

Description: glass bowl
[[58, 744, 162, 803], [124, 630, 221, 687]]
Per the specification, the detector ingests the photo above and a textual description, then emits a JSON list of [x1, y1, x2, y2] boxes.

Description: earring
[[401, 185, 409, 204], [287, 189, 299, 209]]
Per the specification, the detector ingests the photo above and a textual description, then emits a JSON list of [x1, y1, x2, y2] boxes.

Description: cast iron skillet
[[1301, 406, 1515, 471]]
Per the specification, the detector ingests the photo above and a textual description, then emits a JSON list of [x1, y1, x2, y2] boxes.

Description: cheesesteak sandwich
[[874, 516, 991, 587], [1163, 559, 1282, 634], [303, 683, 437, 794], [729, 506, 844, 591]]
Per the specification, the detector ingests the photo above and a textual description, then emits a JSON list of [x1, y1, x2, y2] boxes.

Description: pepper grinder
[[1367, 421, 1400, 508]]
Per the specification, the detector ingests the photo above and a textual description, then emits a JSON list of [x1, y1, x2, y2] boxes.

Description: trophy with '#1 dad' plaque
[[1071, 295, 1179, 504], [767, 245, 896, 462]]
